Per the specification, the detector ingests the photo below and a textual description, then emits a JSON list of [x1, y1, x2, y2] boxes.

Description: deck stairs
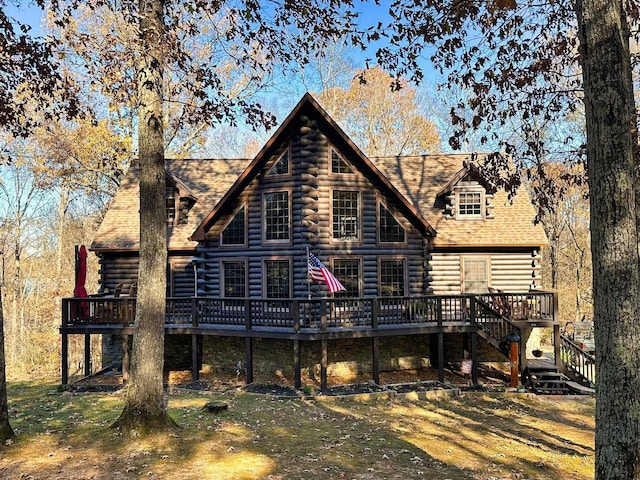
[[526, 364, 570, 394]]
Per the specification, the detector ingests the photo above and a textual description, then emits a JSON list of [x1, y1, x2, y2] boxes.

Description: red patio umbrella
[[73, 245, 89, 320]]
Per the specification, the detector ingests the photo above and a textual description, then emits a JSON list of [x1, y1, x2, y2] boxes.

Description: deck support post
[[553, 323, 561, 367], [84, 333, 91, 377], [471, 332, 478, 385], [437, 332, 444, 382], [245, 337, 253, 384], [372, 337, 380, 385], [294, 340, 301, 389], [61, 332, 69, 386], [191, 334, 199, 381], [321, 339, 328, 391]]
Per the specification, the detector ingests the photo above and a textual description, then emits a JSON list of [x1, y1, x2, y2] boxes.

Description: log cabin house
[[61, 93, 556, 389]]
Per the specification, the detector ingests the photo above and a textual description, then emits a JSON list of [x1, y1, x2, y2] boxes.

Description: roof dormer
[[438, 166, 495, 220], [165, 170, 197, 226]]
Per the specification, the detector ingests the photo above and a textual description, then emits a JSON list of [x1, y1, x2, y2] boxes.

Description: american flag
[[308, 252, 346, 293]]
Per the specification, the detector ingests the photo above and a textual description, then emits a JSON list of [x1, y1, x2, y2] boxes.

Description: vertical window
[[462, 257, 489, 293], [332, 190, 359, 241], [221, 205, 245, 245], [267, 150, 289, 176], [457, 191, 483, 218], [265, 260, 290, 298], [264, 191, 290, 241], [380, 259, 406, 296], [379, 203, 406, 243], [331, 149, 353, 174], [166, 186, 177, 225], [333, 259, 360, 297], [222, 261, 246, 297]]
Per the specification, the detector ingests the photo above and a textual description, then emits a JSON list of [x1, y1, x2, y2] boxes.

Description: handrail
[[61, 291, 557, 332], [560, 334, 596, 387]]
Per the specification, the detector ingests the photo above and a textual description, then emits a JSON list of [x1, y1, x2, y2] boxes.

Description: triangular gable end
[[436, 163, 496, 199], [189, 93, 436, 241]]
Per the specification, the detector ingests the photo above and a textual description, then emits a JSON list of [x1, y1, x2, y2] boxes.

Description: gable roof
[[373, 154, 548, 247], [91, 94, 548, 252], [91, 158, 249, 252], [189, 93, 436, 241]]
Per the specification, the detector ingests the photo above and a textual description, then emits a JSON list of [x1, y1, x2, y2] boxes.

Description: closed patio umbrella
[[73, 245, 89, 320]]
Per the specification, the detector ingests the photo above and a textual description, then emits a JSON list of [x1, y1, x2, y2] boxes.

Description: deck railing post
[[320, 299, 327, 332], [293, 300, 300, 332], [436, 297, 443, 326], [371, 298, 379, 329], [192, 298, 199, 327], [245, 298, 252, 330], [469, 296, 476, 324]]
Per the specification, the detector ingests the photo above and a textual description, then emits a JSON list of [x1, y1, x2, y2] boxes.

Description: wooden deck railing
[[62, 291, 556, 333], [560, 334, 596, 387]]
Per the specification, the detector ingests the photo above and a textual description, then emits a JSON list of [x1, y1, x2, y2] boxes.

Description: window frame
[[331, 257, 362, 298], [377, 200, 407, 245], [262, 188, 292, 244], [329, 147, 355, 175], [331, 189, 361, 243], [378, 257, 408, 297], [263, 257, 292, 300], [455, 187, 485, 220], [266, 146, 291, 177], [220, 258, 248, 298], [220, 203, 247, 248], [460, 256, 491, 293]]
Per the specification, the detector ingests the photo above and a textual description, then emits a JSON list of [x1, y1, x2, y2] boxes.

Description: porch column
[[321, 339, 328, 391], [293, 339, 301, 389], [61, 332, 69, 386], [438, 332, 444, 382], [471, 332, 479, 385], [245, 337, 253, 384], [372, 338, 380, 385], [84, 333, 91, 376], [191, 334, 199, 382]]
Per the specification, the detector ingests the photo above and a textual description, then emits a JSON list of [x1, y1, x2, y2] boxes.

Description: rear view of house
[[62, 93, 553, 388]]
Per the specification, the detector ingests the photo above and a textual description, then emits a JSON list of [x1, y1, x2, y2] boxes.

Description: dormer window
[[457, 191, 483, 218], [165, 171, 197, 226], [267, 149, 290, 176], [331, 149, 353, 174]]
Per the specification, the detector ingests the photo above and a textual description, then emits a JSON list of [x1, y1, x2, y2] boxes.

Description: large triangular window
[[221, 205, 246, 245], [267, 150, 289, 176], [331, 149, 353, 174]]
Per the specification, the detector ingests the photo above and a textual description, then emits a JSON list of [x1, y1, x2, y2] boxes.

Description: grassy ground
[[1, 381, 594, 480]]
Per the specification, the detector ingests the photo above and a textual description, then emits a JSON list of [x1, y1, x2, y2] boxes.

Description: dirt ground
[[72, 363, 512, 396]]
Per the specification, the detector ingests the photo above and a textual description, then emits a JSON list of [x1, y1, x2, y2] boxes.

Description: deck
[[60, 291, 558, 388]]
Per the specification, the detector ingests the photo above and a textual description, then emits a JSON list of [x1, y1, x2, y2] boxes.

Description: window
[[462, 257, 489, 293], [166, 186, 177, 225], [333, 259, 360, 297], [380, 259, 406, 296], [221, 205, 246, 245], [264, 191, 290, 242], [331, 149, 353, 174], [332, 190, 359, 241], [265, 260, 290, 298], [379, 203, 406, 243], [267, 150, 289, 176], [222, 261, 246, 297], [457, 191, 483, 218]]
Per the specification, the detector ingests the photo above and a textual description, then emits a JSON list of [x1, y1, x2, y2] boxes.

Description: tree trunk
[[111, 0, 176, 435], [575, 1, 640, 478], [0, 283, 15, 442]]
